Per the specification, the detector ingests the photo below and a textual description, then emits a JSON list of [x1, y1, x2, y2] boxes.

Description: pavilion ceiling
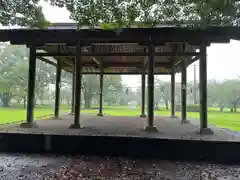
[[37, 42, 199, 74]]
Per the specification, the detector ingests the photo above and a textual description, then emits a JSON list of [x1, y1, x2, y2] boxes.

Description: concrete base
[[181, 120, 189, 124], [97, 113, 104, 117], [140, 114, 147, 118], [20, 122, 38, 128], [69, 124, 81, 129], [144, 125, 158, 132], [52, 116, 63, 120], [170, 115, 178, 118], [68, 112, 74, 116], [200, 128, 214, 135]]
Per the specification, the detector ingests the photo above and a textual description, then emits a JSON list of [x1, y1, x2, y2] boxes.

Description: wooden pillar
[[69, 45, 82, 129], [20, 46, 38, 128], [97, 68, 104, 116], [70, 60, 75, 115], [199, 42, 213, 134], [171, 72, 176, 118], [140, 66, 146, 118], [54, 60, 61, 118], [181, 59, 188, 123], [145, 43, 157, 132]]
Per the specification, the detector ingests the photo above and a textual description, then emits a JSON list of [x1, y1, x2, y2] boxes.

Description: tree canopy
[[0, 0, 240, 29]]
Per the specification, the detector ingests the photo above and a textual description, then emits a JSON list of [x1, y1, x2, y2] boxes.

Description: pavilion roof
[[0, 23, 238, 74]]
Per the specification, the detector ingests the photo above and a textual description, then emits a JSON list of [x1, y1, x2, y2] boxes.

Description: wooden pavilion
[[0, 23, 238, 134]]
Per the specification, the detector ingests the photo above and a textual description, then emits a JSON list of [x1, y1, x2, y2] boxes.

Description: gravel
[[0, 154, 69, 180], [0, 154, 240, 180], [43, 156, 240, 180]]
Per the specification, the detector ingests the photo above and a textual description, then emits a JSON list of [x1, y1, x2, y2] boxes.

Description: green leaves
[[0, 0, 51, 28], [0, 0, 239, 29], [66, 0, 239, 29]]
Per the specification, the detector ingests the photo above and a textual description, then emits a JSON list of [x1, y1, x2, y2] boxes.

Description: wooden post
[[54, 60, 61, 118], [171, 72, 176, 118], [145, 43, 157, 132], [69, 45, 82, 129], [140, 65, 146, 118], [70, 59, 75, 115], [20, 46, 38, 128], [97, 66, 104, 116], [181, 59, 188, 123], [199, 42, 213, 134]]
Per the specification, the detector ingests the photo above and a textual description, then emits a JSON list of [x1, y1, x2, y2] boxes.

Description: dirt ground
[[0, 154, 239, 180]]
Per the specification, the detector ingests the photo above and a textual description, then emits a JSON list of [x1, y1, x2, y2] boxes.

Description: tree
[[209, 79, 240, 112], [154, 78, 171, 110], [82, 74, 122, 108], [60, 71, 72, 106], [35, 60, 56, 105], [103, 75, 122, 106], [0, 44, 28, 106], [82, 75, 100, 108], [0, 43, 60, 107], [0, 0, 239, 28], [0, 0, 50, 28]]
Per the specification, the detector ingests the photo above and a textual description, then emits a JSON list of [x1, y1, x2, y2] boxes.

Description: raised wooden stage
[[0, 113, 234, 141], [0, 114, 240, 164]]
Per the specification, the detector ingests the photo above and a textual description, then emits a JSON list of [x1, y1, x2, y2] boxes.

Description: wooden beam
[[187, 56, 199, 66], [2, 26, 237, 45], [92, 57, 100, 65], [173, 56, 199, 73], [38, 57, 56, 67], [81, 62, 170, 67], [80, 71, 171, 75], [36, 52, 200, 57]]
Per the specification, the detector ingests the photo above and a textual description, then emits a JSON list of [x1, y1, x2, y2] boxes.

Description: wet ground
[[0, 154, 69, 180], [0, 154, 239, 180]]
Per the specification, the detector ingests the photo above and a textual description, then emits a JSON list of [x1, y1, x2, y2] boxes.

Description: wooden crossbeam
[[36, 52, 200, 57], [80, 62, 170, 67]]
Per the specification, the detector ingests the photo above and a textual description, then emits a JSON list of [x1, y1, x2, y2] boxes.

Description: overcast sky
[[38, 1, 240, 88]]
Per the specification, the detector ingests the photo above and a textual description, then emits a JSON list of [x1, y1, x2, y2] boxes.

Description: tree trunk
[[1, 95, 10, 107], [234, 104, 237, 112], [84, 92, 92, 109], [40, 91, 44, 105], [233, 100, 239, 113], [34, 98, 37, 106], [67, 97, 70, 107], [164, 99, 169, 110], [17, 99, 21, 104], [84, 98, 91, 109], [23, 96, 26, 109]]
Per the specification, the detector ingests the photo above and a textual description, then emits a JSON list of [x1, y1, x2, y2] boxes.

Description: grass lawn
[[81, 106, 240, 131], [0, 105, 70, 124]]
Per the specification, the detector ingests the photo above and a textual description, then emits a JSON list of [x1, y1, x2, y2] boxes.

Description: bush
[[176, 104, 200, 112]]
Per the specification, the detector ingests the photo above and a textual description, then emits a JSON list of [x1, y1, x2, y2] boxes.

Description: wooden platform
[[0, 114, 234, 141]]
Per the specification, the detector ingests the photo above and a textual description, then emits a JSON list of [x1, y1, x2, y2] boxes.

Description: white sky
[[40, 2, 240, 88]]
